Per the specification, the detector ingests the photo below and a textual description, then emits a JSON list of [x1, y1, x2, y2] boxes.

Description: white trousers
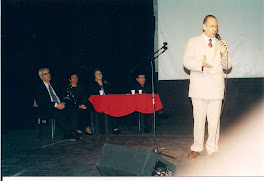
[[191, 98, 222, 155]]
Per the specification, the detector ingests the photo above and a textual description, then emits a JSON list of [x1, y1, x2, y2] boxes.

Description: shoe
[[113, 129, 120, 135], [77, 129, 83, 134], [85, 127, 93, 135], [76, 130, 83, 138], [188, 151, 200, 158]]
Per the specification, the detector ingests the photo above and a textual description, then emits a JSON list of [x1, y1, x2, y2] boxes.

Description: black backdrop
[[3, 0, 263, 133], [2, 0, 154, 130]]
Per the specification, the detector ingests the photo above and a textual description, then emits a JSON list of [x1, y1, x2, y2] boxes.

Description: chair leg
[[95, 112, 99, 136], [51, 118, 55, 139], [38, 118, 41, 138], [38, 119, 49, 138], [105, 114, 109, 140], [138, 112, 141, 132], [38, 118, 55, 139], [90, 113, 95, 134], [140, 113, 144, 133], [128, 118, 131, 131]]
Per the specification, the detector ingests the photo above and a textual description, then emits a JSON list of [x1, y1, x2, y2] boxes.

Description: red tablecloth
[[89, 94, 163, 117]]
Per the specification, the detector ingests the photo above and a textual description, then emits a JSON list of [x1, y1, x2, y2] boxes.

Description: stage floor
[[2, 111, 263, 177]]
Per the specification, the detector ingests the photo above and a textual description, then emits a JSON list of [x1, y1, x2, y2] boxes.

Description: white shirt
[[203, 33, 227, 58], [43, 82, 61, 107], [203, 33, 216, 47]]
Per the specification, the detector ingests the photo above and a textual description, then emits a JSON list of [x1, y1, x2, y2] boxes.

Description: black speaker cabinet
[[96, 143, 176, 176]]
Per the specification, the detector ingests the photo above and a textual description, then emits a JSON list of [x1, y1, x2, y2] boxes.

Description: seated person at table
[[63, 73, 93, 137], [90, 69, 112, 95], [34, 68, 79, 140], [134, 73, 169, 121], [133, 73, 151, 94], [90, 68, 120, 135], [129, 72, 152, 133]]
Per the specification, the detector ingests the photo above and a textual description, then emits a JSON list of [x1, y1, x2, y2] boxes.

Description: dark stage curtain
[[2, 0, 154, 130]]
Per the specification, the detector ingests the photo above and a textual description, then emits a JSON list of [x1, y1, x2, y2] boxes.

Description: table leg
[[95, 111, 99, 136], [140, 113, 144, 133], [138, 112, 141, 132], [105, 114, 109, 140]]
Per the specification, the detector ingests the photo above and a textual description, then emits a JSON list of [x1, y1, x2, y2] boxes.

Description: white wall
[[157, 0, 264, 80]]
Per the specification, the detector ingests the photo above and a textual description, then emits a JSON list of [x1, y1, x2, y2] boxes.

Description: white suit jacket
[[183, 34, 232, 99]]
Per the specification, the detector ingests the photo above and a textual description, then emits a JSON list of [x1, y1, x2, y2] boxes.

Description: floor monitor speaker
[[96, 143, 176, 176]]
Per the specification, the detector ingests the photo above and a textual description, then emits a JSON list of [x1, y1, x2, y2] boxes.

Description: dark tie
[[208, 39, 212, 48], [48, 84, 59, 103]]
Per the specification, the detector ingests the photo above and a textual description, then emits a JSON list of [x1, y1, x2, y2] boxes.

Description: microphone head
[[215, 34, 221, 40], [163, 42, 168, 46]]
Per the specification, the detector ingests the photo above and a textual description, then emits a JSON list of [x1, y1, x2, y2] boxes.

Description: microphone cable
[[221, 50, 229, 116], [216, 34, 229, 116]]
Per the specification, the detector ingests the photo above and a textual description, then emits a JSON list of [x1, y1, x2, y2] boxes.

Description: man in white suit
[[183, 15, 232, 158]]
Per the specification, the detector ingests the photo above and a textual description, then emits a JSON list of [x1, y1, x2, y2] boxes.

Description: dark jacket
[[90, 80, 112, 95], [34, 81, 63, 120], [132, 82, 152, 94], [63, 84, 88, 109]]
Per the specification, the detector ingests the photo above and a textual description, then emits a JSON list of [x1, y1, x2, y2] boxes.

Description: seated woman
[[90, 69, 111, 95], [63, 73, 93, 137], [90, 68, 120, 135]]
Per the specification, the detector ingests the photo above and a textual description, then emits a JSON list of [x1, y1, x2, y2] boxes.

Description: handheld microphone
[[215, 34, 221, 40], [216, 33, 227, 49]]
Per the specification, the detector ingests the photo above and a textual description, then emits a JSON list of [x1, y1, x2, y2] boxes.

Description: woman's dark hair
[[93, 68, 103, 78], [68, 72, 78, 80]]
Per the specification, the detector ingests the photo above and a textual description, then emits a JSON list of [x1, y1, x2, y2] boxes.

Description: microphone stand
[[148, 47, 176, 159], [151, 48, 166, 152]]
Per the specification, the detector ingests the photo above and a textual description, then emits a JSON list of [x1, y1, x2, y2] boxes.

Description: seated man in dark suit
[[134, 73, 151, 94], [34, 68, 80, 140], [130, 72, 152, 133]]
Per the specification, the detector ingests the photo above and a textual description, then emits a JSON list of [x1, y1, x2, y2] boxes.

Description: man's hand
[[219, 39, 228, 56], [79, 104, 87, 109], [56, 103, 65, 110], [202, 55, 213, 68]]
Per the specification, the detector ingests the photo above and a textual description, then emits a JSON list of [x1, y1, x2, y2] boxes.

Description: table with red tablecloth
[[89, 94, 163, 139]]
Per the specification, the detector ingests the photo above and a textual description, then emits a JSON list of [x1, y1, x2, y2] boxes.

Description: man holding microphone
[[183, 15, 232, 158]]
